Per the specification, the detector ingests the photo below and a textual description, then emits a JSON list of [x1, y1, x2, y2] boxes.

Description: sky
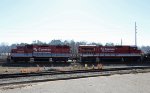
[[0, 0, 150, 46]]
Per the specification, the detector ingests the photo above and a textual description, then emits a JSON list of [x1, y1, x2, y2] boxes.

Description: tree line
[[0, 40, 150, 55]]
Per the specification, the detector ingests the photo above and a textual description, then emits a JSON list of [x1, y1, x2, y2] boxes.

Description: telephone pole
[[135, 22, 137, 46], [121, 38, 122, 46]]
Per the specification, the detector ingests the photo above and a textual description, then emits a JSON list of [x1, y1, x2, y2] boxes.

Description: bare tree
[[141, 46, 150, 54], [105, 42, 114, 46]]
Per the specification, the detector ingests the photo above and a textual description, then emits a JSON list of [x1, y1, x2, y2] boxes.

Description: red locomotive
[[78, 45, 142, 62], [11, 45, 70, 62], [10, 44, 143, 63]]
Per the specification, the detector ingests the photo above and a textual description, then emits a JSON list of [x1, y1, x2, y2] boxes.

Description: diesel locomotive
[[10, 44, 143, 63]]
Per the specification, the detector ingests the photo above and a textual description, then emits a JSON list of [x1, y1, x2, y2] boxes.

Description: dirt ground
[[0, 63, 103, 74], [0, 64, 149, 74], [0, 72, 150, 93], [0, 67, 46, 74]]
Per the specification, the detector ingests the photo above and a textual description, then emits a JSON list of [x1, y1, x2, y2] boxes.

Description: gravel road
[[0, 72, 150, 93]]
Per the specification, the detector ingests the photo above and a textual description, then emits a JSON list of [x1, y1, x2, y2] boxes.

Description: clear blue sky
[[0, 0, 150, 46]]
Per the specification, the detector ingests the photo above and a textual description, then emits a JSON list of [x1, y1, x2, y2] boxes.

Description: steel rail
[[0, 66, 150, 79], [0, 66, 150, 87]]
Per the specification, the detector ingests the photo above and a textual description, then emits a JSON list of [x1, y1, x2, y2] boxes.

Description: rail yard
[[0, 59, 150, 89], [1, 0, 150, 92], [1, 44, 150, 93], [0, 44, 150, 92], [0, 61, 150, 93]]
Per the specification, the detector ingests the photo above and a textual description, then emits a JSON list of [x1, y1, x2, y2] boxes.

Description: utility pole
[[121, 38, 122, 46], [135, 22, 137, 46]]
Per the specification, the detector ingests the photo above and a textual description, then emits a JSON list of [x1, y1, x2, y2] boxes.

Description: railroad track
[[0, 67, 150, 79], [0, 66, 150, 79], [0, 66, 150, 87]]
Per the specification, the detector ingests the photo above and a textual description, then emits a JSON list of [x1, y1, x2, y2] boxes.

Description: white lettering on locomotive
[[33, 48, 51, 52], [101, 48, 115, 52], [39, 48, 51, 51], [33, 48, 37, 52]]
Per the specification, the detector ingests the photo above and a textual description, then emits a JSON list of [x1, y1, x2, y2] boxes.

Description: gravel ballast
[[0, 72, 150, 93]]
